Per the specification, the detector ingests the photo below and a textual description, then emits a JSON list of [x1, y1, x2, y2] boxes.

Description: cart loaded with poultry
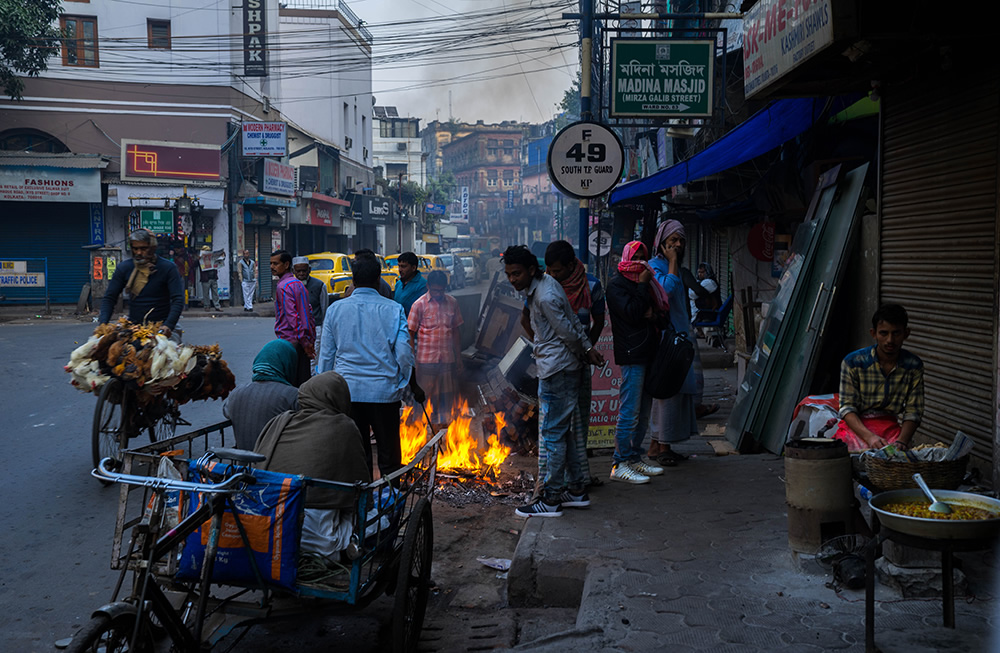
[[65, 318, 236, 468]]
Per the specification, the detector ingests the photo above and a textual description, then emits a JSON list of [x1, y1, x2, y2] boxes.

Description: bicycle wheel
[[147, 396, 180, 443], [93, 378, 128, 473], [391, 497, 433, 653], [66, 613, 148, 652]]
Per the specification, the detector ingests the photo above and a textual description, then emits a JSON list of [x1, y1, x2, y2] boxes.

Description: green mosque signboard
[[611, 39, 715, 118]]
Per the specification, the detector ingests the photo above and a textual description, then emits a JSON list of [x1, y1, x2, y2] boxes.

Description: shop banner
[[0, 272, 45, 288], [257, 158, 295, 197], [587, 322, 620, 449], [361, 195, 393, 225], [242, 122, 286, 157], [0, 165, 100, 202], [743, 0, 833, 98], [121, 140, 221, 184], [309, 201, 334, 226], [89, 203, 105, 245]]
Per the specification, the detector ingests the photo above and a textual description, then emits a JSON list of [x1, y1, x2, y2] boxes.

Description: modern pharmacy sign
[[611, 39, 714, 118]]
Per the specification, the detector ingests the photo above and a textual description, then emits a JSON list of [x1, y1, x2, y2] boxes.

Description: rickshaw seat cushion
[[176, 460, 305, 591]]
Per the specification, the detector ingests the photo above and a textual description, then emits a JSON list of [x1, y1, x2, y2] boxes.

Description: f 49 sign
[[547, 121, 625, 199]]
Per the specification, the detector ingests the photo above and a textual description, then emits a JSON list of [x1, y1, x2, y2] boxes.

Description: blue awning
[[609, 97, 841, 206]]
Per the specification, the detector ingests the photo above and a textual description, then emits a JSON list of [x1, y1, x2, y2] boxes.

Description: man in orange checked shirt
[[407, 270, 463, 423]]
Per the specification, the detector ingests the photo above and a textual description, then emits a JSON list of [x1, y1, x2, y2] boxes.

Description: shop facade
[[0, 152, 108, 303]]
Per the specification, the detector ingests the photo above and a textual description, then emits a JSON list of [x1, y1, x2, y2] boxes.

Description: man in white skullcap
[[292, 256, 328, 347]]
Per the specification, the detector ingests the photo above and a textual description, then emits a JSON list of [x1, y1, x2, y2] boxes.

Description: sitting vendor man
[[834, 304, 924, 452]]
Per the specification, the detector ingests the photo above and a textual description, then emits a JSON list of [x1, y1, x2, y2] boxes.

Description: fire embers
[[400, 399, 511, 479]]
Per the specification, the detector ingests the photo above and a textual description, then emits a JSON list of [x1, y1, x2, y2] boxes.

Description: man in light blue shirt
[[318, 257, 413, 478], [393, 251, 427, 316]]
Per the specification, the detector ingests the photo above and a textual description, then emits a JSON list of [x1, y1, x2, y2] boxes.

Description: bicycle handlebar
[[93, 457, 256, 494]]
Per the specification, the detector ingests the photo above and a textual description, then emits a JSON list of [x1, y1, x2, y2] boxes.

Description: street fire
[[400, 400, 511, 477]]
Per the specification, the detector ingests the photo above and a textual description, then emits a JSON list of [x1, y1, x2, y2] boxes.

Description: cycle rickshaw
[[68, 420, 443, 653], [91, 376, 188, 471]]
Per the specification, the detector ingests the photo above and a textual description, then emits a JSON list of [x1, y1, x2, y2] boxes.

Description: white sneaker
[[632, 459, 664, 476], [610, 462, 650, 485]]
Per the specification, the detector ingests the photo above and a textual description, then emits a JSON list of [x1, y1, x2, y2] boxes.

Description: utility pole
[[578, 0, 593, 265], [397, 172, 404, 254]]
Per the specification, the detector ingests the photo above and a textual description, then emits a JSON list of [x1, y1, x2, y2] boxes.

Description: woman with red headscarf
[[605, 241, 670, 484]]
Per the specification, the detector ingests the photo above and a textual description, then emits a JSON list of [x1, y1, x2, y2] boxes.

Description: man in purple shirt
[[270, 249, 315, 386]]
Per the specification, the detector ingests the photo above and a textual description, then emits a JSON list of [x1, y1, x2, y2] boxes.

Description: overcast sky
[[354, 0, 580, 124]]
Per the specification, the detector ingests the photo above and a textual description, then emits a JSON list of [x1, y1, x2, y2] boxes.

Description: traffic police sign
[[547, 121, 625, 199]]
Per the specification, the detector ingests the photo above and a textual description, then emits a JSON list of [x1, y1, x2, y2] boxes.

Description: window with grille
[[148, 19, 170, 49], [61, 16, 99, 67]]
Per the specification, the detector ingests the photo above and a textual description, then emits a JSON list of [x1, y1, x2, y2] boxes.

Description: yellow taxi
[[376, 254, 400, 290], [384, 254, 401, 275], [419, 254, 451, 287], [305, 252, 353, 298]]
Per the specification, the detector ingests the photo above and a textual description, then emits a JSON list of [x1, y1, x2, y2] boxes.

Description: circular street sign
[[547, 121, 625, 199], [588, 229, 612, 257]]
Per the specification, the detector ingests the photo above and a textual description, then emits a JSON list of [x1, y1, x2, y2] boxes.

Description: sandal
[[652, 455, 678, 467], [696, 403, 720, 419], [657, 448, 689, 463]]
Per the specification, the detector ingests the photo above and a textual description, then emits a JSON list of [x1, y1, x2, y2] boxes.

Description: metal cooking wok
[[869, 490, 1000, 540]]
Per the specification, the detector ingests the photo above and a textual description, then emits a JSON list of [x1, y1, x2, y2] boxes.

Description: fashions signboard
[[0, 165, 101, 202]]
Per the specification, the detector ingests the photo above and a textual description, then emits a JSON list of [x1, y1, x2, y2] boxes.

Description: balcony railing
[[280, 0, 372, 42]]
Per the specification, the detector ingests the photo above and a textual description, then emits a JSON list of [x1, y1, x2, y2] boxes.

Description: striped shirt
[[408, 293, 463, 364], [838, 346, 924, 424], [274, 272, 316, 349]]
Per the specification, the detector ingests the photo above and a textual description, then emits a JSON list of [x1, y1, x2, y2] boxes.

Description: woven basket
[[864, 454, 969, 493]]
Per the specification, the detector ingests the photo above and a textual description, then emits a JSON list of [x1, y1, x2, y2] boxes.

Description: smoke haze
[[359, 0, 579, 123]]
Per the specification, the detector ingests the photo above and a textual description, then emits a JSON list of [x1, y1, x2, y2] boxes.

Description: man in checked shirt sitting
[[833, 304, 925, 452]]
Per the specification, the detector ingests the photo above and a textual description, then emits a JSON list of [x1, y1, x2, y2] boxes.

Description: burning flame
[[401, 399, 511, 477]]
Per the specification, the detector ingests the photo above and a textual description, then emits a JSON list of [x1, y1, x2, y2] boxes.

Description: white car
[[460, 256, 477, 285]]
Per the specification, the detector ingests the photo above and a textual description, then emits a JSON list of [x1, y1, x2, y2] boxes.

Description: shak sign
[[611, 39, 715, 118]]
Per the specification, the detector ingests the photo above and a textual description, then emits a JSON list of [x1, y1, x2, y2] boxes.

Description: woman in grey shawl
[[254, 372, 371, 560]]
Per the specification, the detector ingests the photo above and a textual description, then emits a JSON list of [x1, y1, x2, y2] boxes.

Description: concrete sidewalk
[[505, 366, 997, 653]]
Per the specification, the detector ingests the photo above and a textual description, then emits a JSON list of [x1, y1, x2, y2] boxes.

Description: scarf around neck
[[617, 241, 669, 311], [555, 258, 591, 313], [124, 258, 155, 297]]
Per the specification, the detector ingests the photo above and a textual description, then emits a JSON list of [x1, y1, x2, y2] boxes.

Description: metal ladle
[[913, 473, 953, 514]]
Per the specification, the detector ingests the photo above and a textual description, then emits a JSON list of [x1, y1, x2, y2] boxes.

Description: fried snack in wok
[[883, 501, 998, 521]]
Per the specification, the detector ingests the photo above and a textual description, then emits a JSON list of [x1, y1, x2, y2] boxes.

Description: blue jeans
[[539, 368, 584, 499], [614, 364, 652, 464]]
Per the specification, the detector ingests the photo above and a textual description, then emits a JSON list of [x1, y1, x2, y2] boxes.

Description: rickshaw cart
[[72, 420, 444, 653]]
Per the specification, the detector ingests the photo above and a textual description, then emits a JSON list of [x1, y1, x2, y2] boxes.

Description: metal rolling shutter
[[0, 202, 90, 304], [255, 227, 274, 301], [879, 84, 998, 460]]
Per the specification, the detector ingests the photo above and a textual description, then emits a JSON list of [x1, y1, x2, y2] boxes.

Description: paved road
[[0, 279, 493, 651], [0, 316, 386, 651]]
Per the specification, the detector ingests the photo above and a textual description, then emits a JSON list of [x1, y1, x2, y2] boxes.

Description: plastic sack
[[177, 460, 305, 591], [786, 394, 840, 442]]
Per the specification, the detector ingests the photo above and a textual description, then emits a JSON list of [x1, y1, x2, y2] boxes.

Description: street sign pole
[[578, 0, 593, 264]]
